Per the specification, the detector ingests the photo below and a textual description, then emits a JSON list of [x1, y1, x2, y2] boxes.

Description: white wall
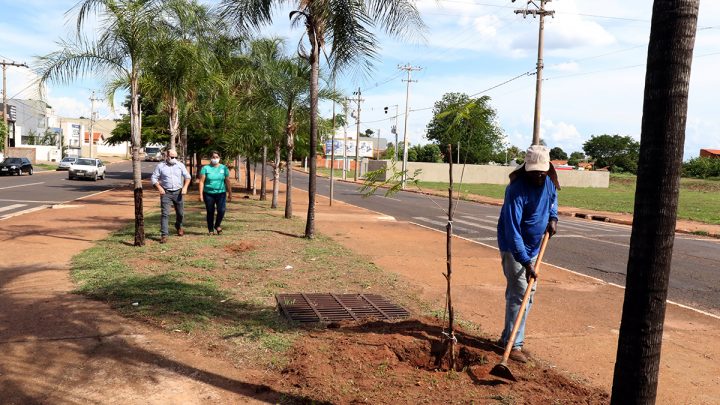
[[368, 160, 610, 188]]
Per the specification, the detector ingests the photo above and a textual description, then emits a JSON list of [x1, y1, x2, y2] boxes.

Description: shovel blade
[[490, 362, 517, 382]]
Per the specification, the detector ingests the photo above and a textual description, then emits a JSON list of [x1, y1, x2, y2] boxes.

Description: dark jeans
[[160, 190, 184, 236], [203, 192, 227, 232]]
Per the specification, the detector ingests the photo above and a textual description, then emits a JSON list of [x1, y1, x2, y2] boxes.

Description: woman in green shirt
[[199, 151, 232, 234]]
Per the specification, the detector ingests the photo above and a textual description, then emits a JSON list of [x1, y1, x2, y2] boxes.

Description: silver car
[[68, 158, 106, 181], [56, 157, 78, 171]]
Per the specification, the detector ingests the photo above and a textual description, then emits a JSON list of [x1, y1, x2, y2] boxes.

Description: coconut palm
[[611, 0, 699, 403], [220, 0, 425, 238], [37, 0, 164, 246], [143, 0, 219, 152]]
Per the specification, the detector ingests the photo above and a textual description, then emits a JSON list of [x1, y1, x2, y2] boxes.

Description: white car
[[56, 157, 78, 171], [68, 158, 106, 181]]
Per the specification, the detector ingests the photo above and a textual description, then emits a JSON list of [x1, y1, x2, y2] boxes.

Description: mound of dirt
[[225, 241, 256, 254], [276, 318, 609, 404]]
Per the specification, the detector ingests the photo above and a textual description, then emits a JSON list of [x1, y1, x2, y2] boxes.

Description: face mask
[[167, 158, 177, 165], [211, 158, 220, 165]]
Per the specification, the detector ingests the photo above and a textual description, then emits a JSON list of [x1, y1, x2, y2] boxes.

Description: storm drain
[[276, 293, 410, 323]]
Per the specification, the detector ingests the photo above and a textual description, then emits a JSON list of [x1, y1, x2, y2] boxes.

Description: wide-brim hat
[[509, 145, 561, 189]]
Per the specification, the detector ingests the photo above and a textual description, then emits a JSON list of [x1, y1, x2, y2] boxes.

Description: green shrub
[[683, 157, 720, 179]]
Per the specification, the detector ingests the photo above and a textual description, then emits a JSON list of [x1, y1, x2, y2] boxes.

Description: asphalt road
[[0, 160, 156, 220], [3, 163, 719, 315], [289, 169, 720, 316]]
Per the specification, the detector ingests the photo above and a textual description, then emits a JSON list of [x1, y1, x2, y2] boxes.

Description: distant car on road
[[56, 157, 78, 171], [144, 146, 163, 162], [0, 157, 33, 176], [68, 158, 106, 181]]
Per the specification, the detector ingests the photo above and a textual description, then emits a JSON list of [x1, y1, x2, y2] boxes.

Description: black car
[[0, 157, 34, 176]]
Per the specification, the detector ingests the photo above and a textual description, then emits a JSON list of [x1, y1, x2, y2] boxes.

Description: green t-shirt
[[200, 164, 230, 194]]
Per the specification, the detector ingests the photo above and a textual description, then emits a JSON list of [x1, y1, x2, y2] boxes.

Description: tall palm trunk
[[304, 23, 319, 238], [168, 94, 179, 151], [130, 70, 145, 246], [284, 106, 295, 219], [611, 1, 699, 403], [271, 142, 281, 208], [260, 145, 267, 200], [245, 158, 252, 190]]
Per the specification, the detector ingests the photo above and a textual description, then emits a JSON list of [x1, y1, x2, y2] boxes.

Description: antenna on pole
[[1, 60, 29, 156], [398, 63, 421, 189]]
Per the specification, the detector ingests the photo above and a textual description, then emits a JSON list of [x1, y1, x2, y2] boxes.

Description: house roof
[[84, 132, 104, 142], [701, 148, 720, 155]]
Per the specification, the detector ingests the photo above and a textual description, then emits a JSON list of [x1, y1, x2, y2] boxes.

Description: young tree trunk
[[304, 24, 319, 238], [260, 145, 267, 201], [168, 94, 179, 151], [444, 143, 456, 369], [271, 142, 281, 209], [611, 1, 699, 403], [130, 71, 144, 246]]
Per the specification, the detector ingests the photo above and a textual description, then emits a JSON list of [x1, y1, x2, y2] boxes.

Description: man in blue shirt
[[151, 149, 191, 243], [496, 145, 559, 363]]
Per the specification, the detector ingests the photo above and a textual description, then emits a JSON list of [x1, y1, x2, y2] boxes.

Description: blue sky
[[1, 0, 719, 159]]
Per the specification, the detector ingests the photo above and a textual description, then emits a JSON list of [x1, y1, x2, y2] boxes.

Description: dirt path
[[0, 187, 297, 404], [304, 188, 720, 404]]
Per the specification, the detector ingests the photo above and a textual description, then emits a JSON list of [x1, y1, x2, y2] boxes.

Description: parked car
[[68, 158, 106, 181], [0, 157, 33, 176], [56, 157, 78, 171]]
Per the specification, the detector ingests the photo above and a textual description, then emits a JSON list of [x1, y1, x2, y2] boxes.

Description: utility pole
[[88, 91, 103, 159], [514, 0, 554, 146], [376, 129, 381, 160], [349, 88, 364, 181], [330, 81, 336, 207], [384, 104, 399, 160], [2, 60, 29, 156], [342, 102, 348, 180], [398, 64, 421, 189]]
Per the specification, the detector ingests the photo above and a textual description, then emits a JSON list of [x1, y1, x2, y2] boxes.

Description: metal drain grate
[[276, 293, 410, 323]]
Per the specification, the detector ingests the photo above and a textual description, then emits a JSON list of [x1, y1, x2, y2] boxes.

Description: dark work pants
[[203, 192, 227, 233], [160, 190, 184, 236]]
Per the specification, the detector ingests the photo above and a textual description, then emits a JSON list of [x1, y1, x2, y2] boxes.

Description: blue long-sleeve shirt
[[151, 161, 191, 191], [497, 176, 558, 265]]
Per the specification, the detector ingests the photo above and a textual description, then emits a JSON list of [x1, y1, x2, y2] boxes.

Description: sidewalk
[[301, 185, 720, 404], [0, 186, 284, 404]]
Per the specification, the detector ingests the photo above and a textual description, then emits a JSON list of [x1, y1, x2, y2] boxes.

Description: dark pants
[[203, 192, 227, 233], [160, 190, 184, 236]]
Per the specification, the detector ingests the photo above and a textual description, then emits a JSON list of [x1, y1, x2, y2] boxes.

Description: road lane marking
[[0, 204, 26, 213], [0, 199, 65, 204], [449, 217, 498, 232], [413, 217, 481, 235], [0, 182, 45, 190], [409, 221, 720, 320], [0, 205, 49, 221]]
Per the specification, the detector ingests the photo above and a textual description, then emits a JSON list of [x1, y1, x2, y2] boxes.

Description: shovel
[[490, 232, 550, 382]]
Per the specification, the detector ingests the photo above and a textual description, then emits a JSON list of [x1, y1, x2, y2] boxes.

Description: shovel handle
[[501, 232, 551, 363]]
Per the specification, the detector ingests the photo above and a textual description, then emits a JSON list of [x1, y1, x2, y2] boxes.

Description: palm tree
[[610, 1, 699, 403], [143, 0, 218, 152], [37, 0, 164, 246], [220, 0, 425, 238]]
